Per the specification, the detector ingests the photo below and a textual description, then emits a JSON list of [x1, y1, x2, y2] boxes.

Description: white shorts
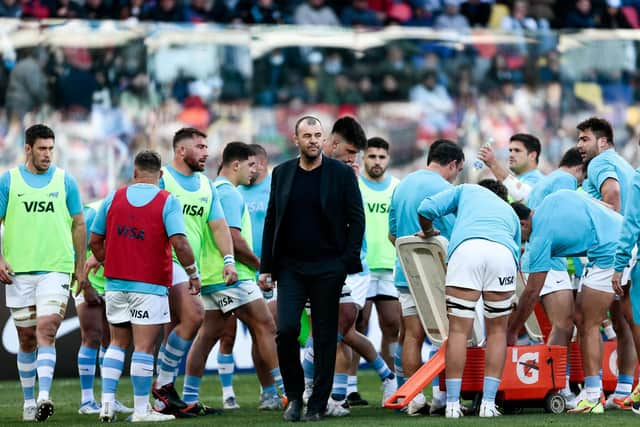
[[339, 283, 353, 305], [105, 291, 170, 325], [343, 273, 369, 309], [6, 272, 70, 318], [367, 270, 399, 299], [172, 262, 189, 286], [201, 280, 262, 313], [538, 270, 574, 297], [446, 239, 517, 293], [73, 290, 105, 306], [398, 287, 417, 317], [579, 264, 633, 294]]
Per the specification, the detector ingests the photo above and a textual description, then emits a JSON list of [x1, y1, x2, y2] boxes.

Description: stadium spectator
[[500, 0, 542, 31], [0, 0, 21, 17], [565, 0, 598, 29], [5, 48, 49, 125], [22, 0, 51, 18], [404, 3, 435, 26], [210, 0, 251, 23], [378, 73, 406, 101], [294, 0, 340, 26], [141, 0, 186, 22], [340, 0, 383, 27], [184, 0, 211, 22], [376, 45, 413, 94], [435, 0, 470, 31], [410, 70, 455, 138], [118, 73, 161, 126], [245, 0, 283, 24], [48, 0, 85, 19], [117, 0, 145, 20], [599, 0, 632, 28], [83, 0, 112, 20], [460, 0, 492, 27]]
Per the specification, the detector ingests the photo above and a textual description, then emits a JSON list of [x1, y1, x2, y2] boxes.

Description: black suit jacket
[[261, 155, 365, 280]]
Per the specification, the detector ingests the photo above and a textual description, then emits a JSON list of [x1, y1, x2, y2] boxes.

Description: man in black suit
[[258, 116, 365, 421]]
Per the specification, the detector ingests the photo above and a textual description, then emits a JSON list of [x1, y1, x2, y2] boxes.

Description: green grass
[[0, 371, 637, 426]]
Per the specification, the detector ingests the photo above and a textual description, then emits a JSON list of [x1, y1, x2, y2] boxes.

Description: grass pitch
[[0, 370, 636, 426]]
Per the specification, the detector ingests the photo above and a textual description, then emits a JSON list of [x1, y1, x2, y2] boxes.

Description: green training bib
[[4, 167, 74, 273], [359, 176, 399, 270], [200, 180, 255, 287], [162, 167, 212, 265]]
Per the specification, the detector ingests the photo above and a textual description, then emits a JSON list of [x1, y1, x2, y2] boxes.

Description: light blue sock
[[446, 378, 462, 403], [36, 346, 56, 400], [130, 352, 155, 415], [101, 345, 125, 405], [347, 375, 358, 395], [78, 346, 98, 404], [482, 376, 500, 404], [182, 375, 202, 405], [615, 374, 634, 396], [371, 354, 394, 381], [303, 339, 314, 383], [157, 331, 191, 387], [585, 375, 601, 402], [217, 353, 235, 399], [17, 351, 37, 404], [156, 343, 166, 375], [270, 367, 285, 395], [393, 344, 405, 388], [263, 384, 277, 395], [331, 373, 348, 401], [99, 346, 106, 371]]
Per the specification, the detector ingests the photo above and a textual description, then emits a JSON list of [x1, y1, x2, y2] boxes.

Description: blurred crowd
[[1, 0, 640, 30], [1, 2, 640, 200]]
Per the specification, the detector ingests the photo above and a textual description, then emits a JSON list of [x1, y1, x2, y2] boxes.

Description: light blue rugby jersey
[[615, 169, 640, 272], [583, 148, 634, 211], [522, 169, 578, 273], [418, 184, 521, 264], [389, 170, 455, 288], [528, 190, 622, 273], [238, 174, 271, 260]]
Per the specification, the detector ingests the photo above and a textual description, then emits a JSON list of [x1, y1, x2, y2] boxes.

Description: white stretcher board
[[396, 236, 484, 347]]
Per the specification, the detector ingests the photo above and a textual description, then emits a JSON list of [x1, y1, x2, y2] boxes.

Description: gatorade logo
[[516, 351, 540, 384], [366, 202, 389, 214], [117, 225, 145, 240], [130, 309, 150, 319], [183, 204, 205, 217], [22, 201, 55, 213]]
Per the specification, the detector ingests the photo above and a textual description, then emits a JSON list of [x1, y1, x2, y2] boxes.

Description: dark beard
[[184, 157, 204, 172]]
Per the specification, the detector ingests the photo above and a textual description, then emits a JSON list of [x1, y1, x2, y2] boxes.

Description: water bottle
[[473, 138, 494, 170], [263, 276, 273, 299]]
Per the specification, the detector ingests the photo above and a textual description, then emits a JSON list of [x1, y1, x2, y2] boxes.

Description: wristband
[[189, 271, 200, 280], [184, 263, 198, 275], [223, 255, 235, 266]]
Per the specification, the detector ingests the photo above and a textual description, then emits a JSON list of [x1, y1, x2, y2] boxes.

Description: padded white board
[[396, 236, 485, 347]]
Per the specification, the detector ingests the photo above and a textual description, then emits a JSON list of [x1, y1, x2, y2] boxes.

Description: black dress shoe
[[283, 400, 302, 422]]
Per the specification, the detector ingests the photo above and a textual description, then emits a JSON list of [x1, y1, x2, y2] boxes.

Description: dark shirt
[[281, 164, 336, 262]]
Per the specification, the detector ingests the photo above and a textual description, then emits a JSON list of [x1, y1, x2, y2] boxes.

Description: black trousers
[[276, 264, 345, 414]]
